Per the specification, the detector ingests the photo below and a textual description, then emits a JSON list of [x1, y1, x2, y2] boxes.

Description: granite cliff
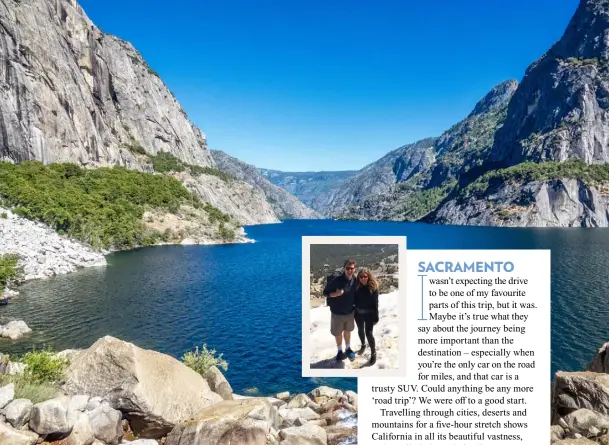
[[0, 0, 211, 168], [430, 0, 609, 227], [0, 0, 298, 238]]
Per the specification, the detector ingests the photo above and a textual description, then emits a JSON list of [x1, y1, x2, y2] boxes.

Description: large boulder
[[63, 336, 223, 438], [204, 366, 233, 400], [165, 398, 278, 445], [0, 421, 39, 445], [561, 408, 609, 437], [29, 396, 73, 440], [552, 372, 609, 420]]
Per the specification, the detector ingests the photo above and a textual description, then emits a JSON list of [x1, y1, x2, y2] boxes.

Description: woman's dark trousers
[[355, 312, 376, 354]]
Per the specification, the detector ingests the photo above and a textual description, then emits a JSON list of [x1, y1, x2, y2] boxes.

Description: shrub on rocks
[[21, 347, 68, 384], [181, 343, 228, 375]]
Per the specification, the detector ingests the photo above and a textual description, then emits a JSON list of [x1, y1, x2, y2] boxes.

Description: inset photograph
[[302, 236, 406, 377]]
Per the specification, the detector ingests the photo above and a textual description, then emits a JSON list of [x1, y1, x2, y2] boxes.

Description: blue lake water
[[1, 219, 608, 395]]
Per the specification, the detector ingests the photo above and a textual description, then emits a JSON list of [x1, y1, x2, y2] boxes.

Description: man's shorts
[[330, 312, 355, 336]]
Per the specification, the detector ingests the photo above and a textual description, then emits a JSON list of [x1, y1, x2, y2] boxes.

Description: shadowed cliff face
[[0, 0, 212, 168], [491, 0, 609, 167]]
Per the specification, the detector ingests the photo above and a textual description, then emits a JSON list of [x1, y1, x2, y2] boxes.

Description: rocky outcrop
[[430, 178, 609, 227], [211, 150, 320, 220], [259, 170, 357, 214], [63, 336, 223, 438], [1, 320, 32, 340], [0, 207, 106, 281], [0, 0, 212, 169], [172, 171, 279, 225], [491, 0, 609, 168]]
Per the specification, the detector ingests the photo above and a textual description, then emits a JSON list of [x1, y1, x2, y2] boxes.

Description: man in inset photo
[[323, 259, 357, 362]]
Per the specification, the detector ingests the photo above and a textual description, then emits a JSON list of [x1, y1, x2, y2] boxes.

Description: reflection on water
[[0, 220, 608, 394]]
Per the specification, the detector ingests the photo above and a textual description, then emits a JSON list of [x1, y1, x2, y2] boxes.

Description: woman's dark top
[[355, 285, 379, 315]]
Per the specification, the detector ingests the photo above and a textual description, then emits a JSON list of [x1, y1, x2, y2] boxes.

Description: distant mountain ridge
[[210, 150, 320, 220], [259, 169, 357, 213]]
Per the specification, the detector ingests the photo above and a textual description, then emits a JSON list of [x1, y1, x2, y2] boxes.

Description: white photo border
[[301, 235, 407, 378]]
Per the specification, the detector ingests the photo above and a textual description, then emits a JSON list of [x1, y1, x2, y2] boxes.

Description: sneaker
[[336, 350, 344, 361], [369, 353, 376, 366], [357, 344, 366, 355], [345, 348, 356, 361]]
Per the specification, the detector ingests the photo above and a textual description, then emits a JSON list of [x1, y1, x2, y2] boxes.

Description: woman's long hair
[[356, 268, 378, 292]]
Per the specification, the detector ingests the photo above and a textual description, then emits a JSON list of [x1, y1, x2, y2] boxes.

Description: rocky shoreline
[[0, 336, 357, 445], [0, 208, 107, 283], [0, 207, 254, 289]]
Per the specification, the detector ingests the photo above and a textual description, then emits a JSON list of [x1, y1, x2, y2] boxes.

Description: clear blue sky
[[79, 0, 578, 172]]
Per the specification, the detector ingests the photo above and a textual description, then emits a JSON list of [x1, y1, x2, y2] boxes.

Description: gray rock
[[87, 402, 123, 445], [276, 392, 290, 400], [69, 395, 91, 412], [85, 397, 102, 412], [562, 408, 609, 437], [0, 421, 39, 445], [64, 411, 96, 445], [551, 424, 565, 442], [552, 372, 609, 422], [278, 407, 320, 422], [165, 398, 276, 445], [29, 396, 73, 439], [287, 393, 311, 409], [203, 366, 233, 400], [122, 440, 158, 445], [310, 386, 342, 399], [0, 383, 15, 408], [279, 424, 327, 445], [4, 398, 33, 428], [64, 336, 222, 438]]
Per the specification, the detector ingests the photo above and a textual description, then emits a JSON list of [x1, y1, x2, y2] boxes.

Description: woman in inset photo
[[354, 268, 379, 365]]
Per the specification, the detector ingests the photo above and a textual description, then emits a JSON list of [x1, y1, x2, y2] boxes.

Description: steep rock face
[[336, 80, 518, 221], [430, 178, 609, 227], [172, 171, 279, 225], [324, 137, 438, 217], [211, 150, 320, 220], [0, 0, 212, 168], [259, 170, 357, 214], [491, 0, 609, 167]]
